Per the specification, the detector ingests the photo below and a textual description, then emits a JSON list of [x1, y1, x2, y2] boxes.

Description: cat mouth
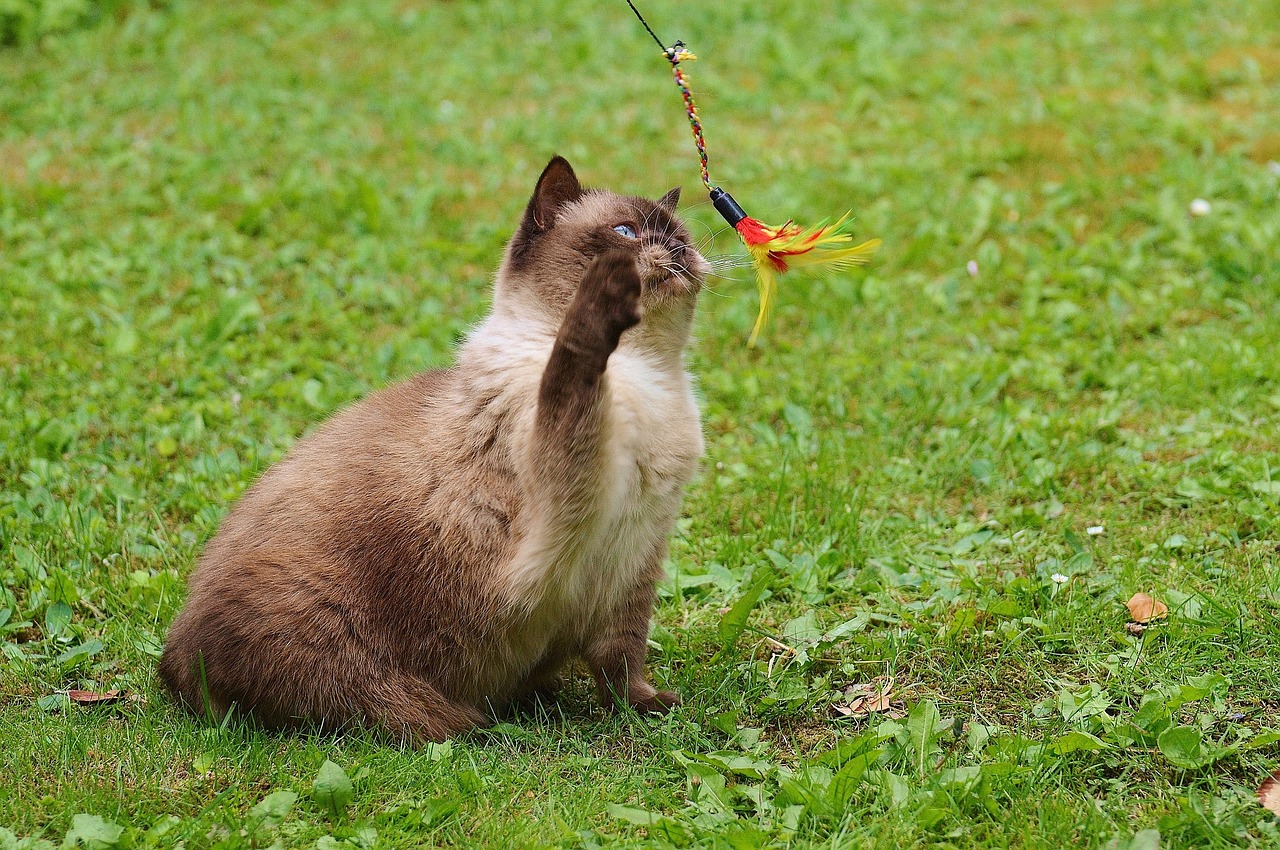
[[642, 272, 696, 300], [642, 264, 696, 289]]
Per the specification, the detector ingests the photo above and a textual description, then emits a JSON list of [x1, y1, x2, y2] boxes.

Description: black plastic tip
[[709, 187, 748, 227]]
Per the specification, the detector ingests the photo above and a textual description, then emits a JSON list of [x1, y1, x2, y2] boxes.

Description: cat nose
[[646, 243, 671, 261]]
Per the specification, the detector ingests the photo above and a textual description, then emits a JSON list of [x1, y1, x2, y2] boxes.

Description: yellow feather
[[741, 216, 880, 344]]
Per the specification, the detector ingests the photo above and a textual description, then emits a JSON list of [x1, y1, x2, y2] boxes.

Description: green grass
[[3, 0, 1280, 846]]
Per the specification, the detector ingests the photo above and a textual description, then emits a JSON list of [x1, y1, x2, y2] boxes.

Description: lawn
[[2, 0, 1280, 846]]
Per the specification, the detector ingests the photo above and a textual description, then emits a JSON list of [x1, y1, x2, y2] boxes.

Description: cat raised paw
[[570, 249, 643, 353]]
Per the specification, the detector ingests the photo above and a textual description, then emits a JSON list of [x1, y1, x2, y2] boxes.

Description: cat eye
[[612, 223, 638, 240]]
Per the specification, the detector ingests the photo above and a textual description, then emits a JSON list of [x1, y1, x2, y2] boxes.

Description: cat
[[158, 156, 709, 743]]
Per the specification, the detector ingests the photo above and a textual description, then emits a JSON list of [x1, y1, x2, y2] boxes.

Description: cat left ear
[[658, 186, 681, 212], [523, 155, 584, 233]]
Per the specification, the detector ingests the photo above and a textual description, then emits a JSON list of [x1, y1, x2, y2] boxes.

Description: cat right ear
[[521, 156, 584, 234]]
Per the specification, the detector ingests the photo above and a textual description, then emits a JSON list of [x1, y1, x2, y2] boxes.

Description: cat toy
[[625, 1, 882, 343]]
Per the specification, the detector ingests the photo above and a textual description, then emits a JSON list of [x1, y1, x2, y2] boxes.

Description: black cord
[[625, 0, 668, 51]]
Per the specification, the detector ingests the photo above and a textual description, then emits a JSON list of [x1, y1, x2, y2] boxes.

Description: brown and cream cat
[[158, 156, 709, 743]]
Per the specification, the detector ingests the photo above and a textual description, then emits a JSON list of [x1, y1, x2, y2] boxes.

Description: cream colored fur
[[457, 276, 703, 672]]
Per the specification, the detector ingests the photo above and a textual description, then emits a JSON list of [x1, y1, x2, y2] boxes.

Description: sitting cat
[[158, 156, 708, 743]]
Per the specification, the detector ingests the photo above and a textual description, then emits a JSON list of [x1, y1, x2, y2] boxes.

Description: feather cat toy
[[626, 1, 882, 343]]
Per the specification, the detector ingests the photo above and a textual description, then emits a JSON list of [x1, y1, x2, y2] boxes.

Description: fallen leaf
[[67, 689, 123, 706], [833, 677, 900, 718], [1125, 622, 1147, 635], [1259, 769, 1280, 815], [1126, 592, 1168, 624]]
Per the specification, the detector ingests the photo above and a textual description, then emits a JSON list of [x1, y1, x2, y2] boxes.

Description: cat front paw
[[570, 249, 643, 350]]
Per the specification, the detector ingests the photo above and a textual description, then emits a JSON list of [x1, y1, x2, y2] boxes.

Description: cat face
[[502, 156, 709, 317]]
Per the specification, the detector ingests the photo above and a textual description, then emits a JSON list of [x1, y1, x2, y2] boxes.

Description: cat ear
[[657, 186, 681, 212], [523, 155, 584, 232]]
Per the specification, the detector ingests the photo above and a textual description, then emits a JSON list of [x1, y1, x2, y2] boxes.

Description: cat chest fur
[[464, 327, 702, 641], [583, 347, 704, 584]]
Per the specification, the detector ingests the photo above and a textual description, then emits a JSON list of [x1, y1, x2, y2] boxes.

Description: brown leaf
[[67, 689, 123, 706], [864, 691, 893, 712], [1125, 621, 1148, 635], [833, 677, 897, 717], [1259, 769, 1280, 815], [1126, 592, 1169, 623]]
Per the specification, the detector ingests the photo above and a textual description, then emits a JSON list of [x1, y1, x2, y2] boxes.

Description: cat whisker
[[695, 279, 733, 299], [658, 264, 692, 284], [706, 259, 752, 272], [693, 226, 734, 254], [639, 204, 661, 232], [683, 217, 730, 248], [706, 252, 749, 264]]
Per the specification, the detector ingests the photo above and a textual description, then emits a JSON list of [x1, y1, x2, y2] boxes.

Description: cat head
[[495, 156, 709, 333]]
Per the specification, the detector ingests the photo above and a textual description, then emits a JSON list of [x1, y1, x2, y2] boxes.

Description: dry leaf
[[833, 677, 898, 718], [67, 689, 123, 706], [1126, 592, 1168, 623], [1125, 622, 1147, 635], [1259, 769, 1280, 815]]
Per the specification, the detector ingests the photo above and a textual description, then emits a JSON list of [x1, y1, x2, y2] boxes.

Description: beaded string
[[664, 44, 712, 192], [625, 1, 712, 192], [623, 0, 881, 345]]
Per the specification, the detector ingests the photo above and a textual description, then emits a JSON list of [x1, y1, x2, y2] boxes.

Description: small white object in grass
[[966, 260, 979, 278], [1051, 573, 1069, 584], [1087, 525, 1104, 536], [1269, 161, 1280, 176], [1189, 198, 1211, 216]]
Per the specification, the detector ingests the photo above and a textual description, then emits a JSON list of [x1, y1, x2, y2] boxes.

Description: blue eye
[[612, 223, 637, 239]]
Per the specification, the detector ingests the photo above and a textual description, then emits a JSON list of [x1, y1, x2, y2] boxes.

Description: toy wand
[[625, 1, 881, 344]]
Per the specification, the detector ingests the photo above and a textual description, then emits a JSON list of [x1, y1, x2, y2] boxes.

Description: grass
[[2, 0, 1280, 846]]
